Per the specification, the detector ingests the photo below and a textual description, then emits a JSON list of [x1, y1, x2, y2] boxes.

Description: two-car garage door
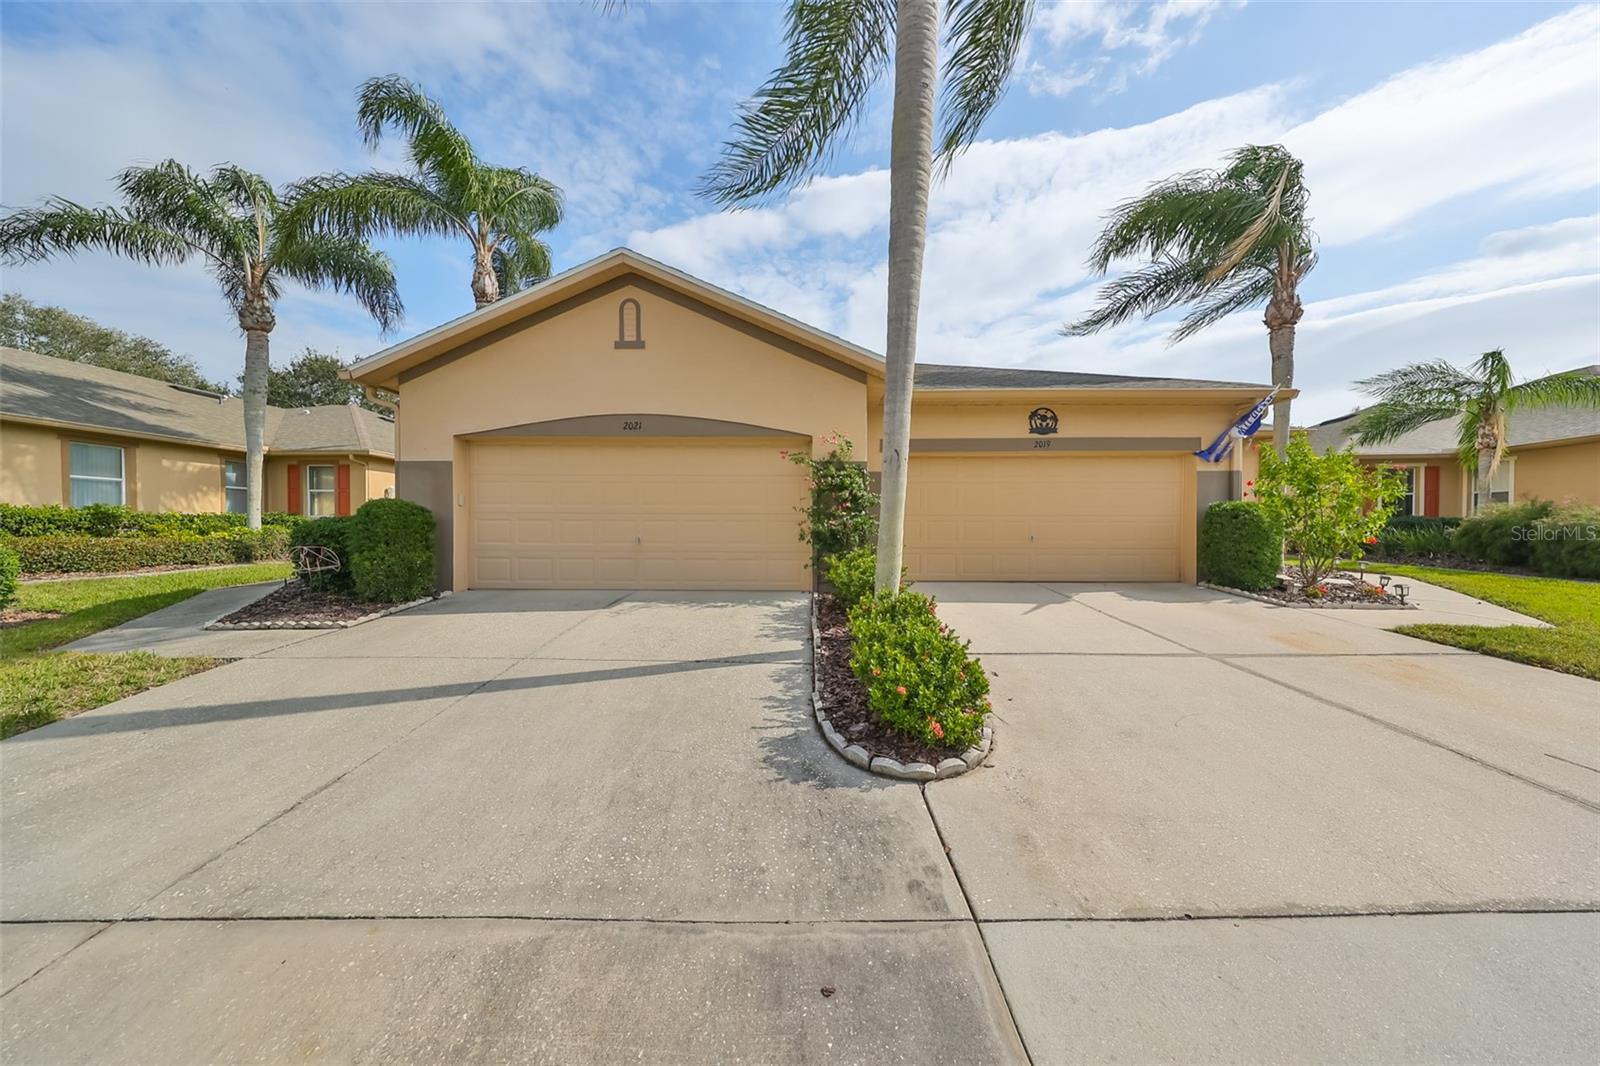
[[903, 454, 1185, 582], [470, 439, 810, 590], [469, 442, 1185, 589]]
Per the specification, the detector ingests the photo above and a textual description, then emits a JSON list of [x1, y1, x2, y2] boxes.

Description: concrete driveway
[[3, 583, 1597, 1063]]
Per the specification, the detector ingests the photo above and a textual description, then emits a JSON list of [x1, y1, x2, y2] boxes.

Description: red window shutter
[[287, 463, 301, 515], [336, 464, 352, 516], [1424, 466, 1441, 517]]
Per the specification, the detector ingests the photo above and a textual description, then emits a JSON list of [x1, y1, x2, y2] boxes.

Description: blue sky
[[2, 1, 1596, 423]]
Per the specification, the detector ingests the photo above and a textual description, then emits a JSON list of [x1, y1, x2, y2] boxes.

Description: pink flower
[[928, 719, 945, 740], [895, 685, 907, 697], [870, 667, 881, 677]]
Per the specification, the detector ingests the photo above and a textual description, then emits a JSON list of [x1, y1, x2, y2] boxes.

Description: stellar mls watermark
[[1512, 523, 1599, 541]]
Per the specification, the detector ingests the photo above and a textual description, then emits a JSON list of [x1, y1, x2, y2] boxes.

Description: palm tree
[[288, 75, 564, 310], [701, 0, 1036, 593], [1354, 351, 1600, 515], [0, 162, 402, 528], [1065, 145, 1316, 457]]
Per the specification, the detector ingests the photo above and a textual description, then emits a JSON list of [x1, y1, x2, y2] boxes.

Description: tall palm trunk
[[471, 245, 499, 308], [238, 296, 275, 530], [874, 0, 939, 594], [1473, 421, 1499, 516], [1264, 273, 1302, 456]]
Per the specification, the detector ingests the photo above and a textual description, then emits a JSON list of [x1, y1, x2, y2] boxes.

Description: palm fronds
[[356, 75, 479, 193], [935, 0, 1034, 169], [271, 232, 403, 332], [698, 0, 895, 205]]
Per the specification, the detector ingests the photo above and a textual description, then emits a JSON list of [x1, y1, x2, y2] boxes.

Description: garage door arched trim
[[464, 413, 812, 440]]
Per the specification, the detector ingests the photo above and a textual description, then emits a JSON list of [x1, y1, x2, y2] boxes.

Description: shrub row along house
[[344, 249, 1279, 593], [1307, 365, 1600, 517], [0, 347, 395, 516]]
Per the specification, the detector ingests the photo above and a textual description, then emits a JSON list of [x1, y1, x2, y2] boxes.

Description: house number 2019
[[1033, 439, 1052, 449], [621, 420, 643, 431]]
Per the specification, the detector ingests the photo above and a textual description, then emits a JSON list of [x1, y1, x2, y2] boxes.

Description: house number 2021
[[621, 420, 643, 432]]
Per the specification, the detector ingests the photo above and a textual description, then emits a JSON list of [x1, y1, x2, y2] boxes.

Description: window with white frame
[[305, 464, 337, 516], [224, 460, 248, 514], [1472, 458, 1515, 510], [68, 442, 125, 507], [1396, 467, 1418, 517]]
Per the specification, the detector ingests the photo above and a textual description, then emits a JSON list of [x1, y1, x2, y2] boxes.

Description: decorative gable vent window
[[615, 298, 645, 349], [69, 442, 125, 507]]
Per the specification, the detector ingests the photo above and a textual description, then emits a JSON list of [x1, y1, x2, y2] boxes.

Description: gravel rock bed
[[1204, 570, 1418, 609]]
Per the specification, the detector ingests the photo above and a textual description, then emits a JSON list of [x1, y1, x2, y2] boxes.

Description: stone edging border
[[809, 594, 992, 782], [1199, 582, 1418, 610], [205, 590, 450, 631]]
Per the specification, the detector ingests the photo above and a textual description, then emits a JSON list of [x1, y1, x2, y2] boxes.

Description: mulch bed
[[813, 593, 970, 767], [216, 583, 393, 626], [1244, 571, 1414, 608], [0, 609, 65, 629]]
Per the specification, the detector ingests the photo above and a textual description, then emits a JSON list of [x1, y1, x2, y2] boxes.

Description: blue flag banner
[[1195, 386, 1282, 463]]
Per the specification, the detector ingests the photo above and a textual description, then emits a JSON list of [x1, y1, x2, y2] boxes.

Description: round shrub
[[0, 543, 19, 608], [346, 498, 435, 603], [290, 516, 354, 592], [1198, 501, 1282, 591], [847, 590, 989, 751]]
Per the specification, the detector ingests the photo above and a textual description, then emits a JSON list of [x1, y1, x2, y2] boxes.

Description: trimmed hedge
[[848, 590, 989, 751], [1198, 501, 1282, 591], [1452, 501, 1555, 568], [345, 498, 434, 603], [0, 503, 304, 539], [4, 528, 291, 574], [290, 516, 355, 592], [1371, 518, 1456, 560], [0, 544, 18, 608], [1529, 507, 1600, 579]]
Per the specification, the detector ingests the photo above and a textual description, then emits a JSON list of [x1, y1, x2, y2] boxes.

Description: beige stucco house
[[1307, 367, 1600, 518], [347, 249, 1281, 592], [1, 346, 395, 517]]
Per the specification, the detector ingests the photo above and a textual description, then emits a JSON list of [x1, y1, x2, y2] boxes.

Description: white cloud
[[1283, 5, 1600, 245], [1023, 0, 1243, 96]]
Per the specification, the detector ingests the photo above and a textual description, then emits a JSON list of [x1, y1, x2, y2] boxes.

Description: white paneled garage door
[[469, 438, 810, 589], [904, 454, 1186, 582]]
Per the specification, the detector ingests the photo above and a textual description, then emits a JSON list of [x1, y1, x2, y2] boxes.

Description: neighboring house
[[1307, 367, 1600, 517], [346, 248, 1281, 592], [1, 346, 395, 516]]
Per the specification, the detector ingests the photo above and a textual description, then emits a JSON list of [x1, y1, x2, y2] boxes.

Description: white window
[[1472, 458, 1515, 510], [69, 442, 125, 507], [1396, 467, 1418, 517], [224, 460, 248, 515], [305, 464, 337, 517]]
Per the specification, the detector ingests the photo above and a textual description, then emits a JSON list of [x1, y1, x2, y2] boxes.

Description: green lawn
[[1, 652, 219, 739], [2, 562, 290, 658], [1, 562, 290, 738], [1368, 562, 1600, 681]]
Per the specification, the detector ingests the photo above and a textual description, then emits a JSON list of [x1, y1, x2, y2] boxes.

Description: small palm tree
[[1066, 145, 1315, 456], [702, 0, 1036, 592], [1354, 351, 1600, 515], [0, 162, 402, 528], [289, 75, 563, 309]]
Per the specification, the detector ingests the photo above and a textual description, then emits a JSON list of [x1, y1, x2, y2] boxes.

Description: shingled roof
[[1307, 365, 1600, 456], [913, 362, 1269, 390], [0, 346, 394, 456]]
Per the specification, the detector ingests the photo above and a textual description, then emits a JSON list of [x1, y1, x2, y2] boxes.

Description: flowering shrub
[[784, 436, 878, 567], [847, 590, 990, 751], [1254, 436, 1407, 586]]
